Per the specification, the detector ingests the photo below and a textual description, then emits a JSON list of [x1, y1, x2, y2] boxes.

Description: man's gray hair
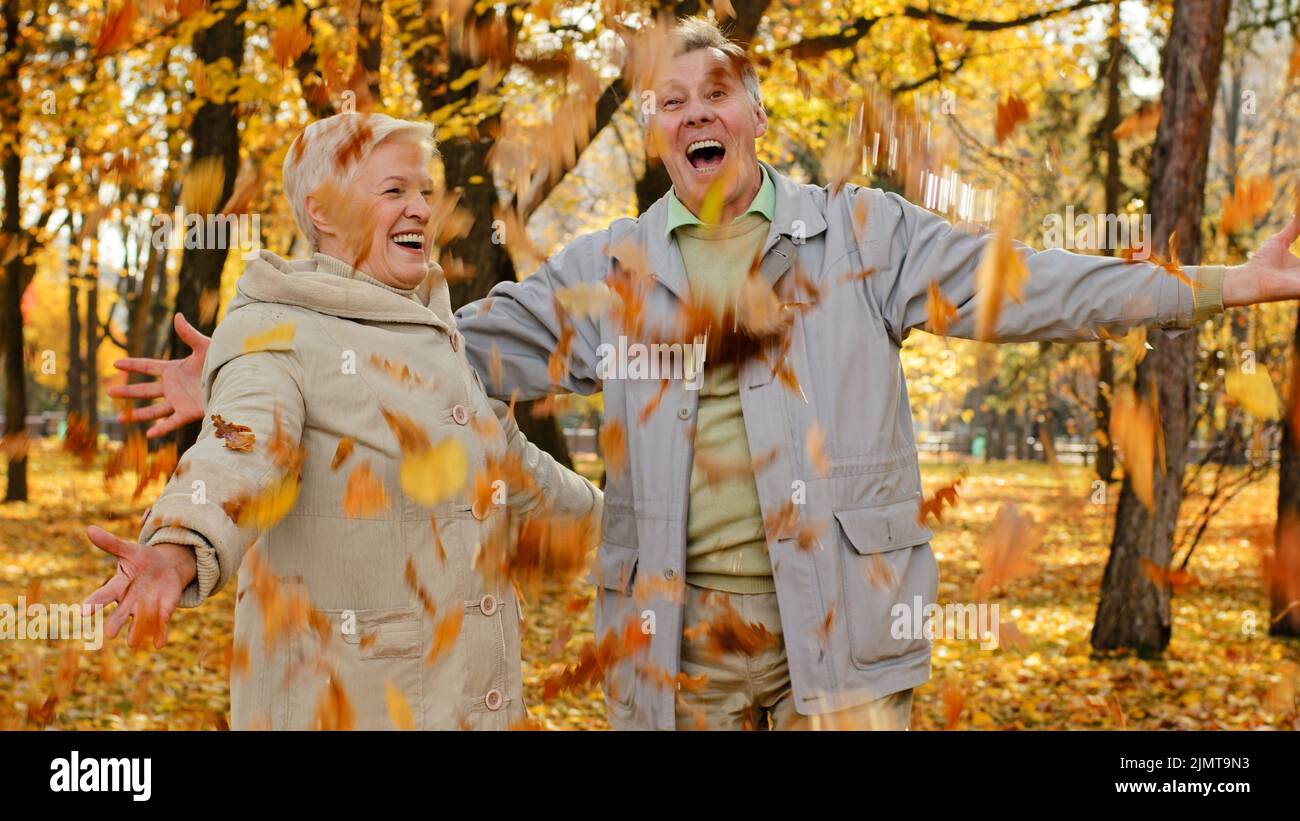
[[635, 16, 764, 126]]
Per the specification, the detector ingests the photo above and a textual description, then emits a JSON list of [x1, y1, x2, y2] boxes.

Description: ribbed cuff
[[147, 526, 219, 608], [1191, 264, 1226, 322]]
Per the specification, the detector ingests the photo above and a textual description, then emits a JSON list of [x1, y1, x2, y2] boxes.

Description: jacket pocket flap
[[590, 543, 638, 593], [340, 607, 421, 658], [834, 500, 932, 556]]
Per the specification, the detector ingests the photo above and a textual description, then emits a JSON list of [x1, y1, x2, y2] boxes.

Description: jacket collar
[[232, 250, 453, 332], [635, 162, 827, 301]]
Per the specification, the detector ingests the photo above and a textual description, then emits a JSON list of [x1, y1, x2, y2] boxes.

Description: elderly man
[[115, 17, 1300, 730]]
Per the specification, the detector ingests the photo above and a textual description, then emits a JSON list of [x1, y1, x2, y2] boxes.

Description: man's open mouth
[[391, 232, 424, 254], [686, 139, 726, 172]]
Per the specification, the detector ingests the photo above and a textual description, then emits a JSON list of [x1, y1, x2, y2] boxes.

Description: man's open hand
[[109, 312, 210, 438], [83, 526, 197, 649], [1223, 213, 1300, 307]]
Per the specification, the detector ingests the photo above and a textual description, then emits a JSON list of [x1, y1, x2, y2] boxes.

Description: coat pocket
[[341, 606, 422, 659], [297, 606, 423, 729], [834, 500, 938, 670], [591, 543, 639, 710]]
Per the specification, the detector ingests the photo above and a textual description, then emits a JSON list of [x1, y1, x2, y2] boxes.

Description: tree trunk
[[85, 271, 100, 430], [991, 409, 1009, 460], [67, 279, 82, 417], [168, 0, 247, 455], [1092, 0, 1230, 655], [1273, 307, 1300, 636], [2, 0, 27, 502], [1095, 0, 1122, 484], [357, 0, 383, 105]]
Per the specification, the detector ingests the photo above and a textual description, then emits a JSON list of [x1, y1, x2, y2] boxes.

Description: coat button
[[452, 404, 469, 425], [664, 568, 677, 580], [479, 594, 498, 615], [677, 406, 691, 420], [450, 331, 461, 352], [484, 689, 503, 711]]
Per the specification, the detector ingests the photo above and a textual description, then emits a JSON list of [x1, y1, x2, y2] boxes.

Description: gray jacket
[[455, 162, 1223, 729]]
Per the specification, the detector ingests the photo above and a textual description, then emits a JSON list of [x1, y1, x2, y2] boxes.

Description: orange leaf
[[975, 503, 1042, 598], [212, 414, 255, 451], [330, 437, 354, 471], [343, 462, 388, 517], [93, 0, 137, 58], [425, 607, 463, 667], [994, 95, 1029, 144]]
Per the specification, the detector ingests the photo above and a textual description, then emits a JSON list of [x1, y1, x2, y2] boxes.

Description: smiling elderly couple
[[84, 16, 1300, 731]]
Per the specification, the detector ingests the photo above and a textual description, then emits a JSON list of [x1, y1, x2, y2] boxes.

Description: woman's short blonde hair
[[283, 112, 438, 250]]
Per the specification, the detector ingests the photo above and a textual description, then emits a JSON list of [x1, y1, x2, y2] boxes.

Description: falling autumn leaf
[[1226, 368, 1281, 421], [925, 280, 959, 336], [227, 474, 301, 529], [399, 438, 469, 506], [93, 0, 137, 58], [806, 423, 829, 477], [426, 607, 464, 667], [599, 419, 628, 479], [994, 94, 1029, 144], [975, 503, 1042, 598], [1110, 385, 1159, 511], [343, 462, 388, 517], [1221, 176, 1274, 237], [212, 415, 255, 451], [242, 322, 296, 353], [385, 682, 414, 730], [330, 437, 355, 471], [179, 156, 226, 215], [1112, 100, 1160, 140], [974, 211, 1028, 341], [270, 9, 312, 69]]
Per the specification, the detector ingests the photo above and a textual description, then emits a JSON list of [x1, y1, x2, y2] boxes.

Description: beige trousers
[[675, 584, 913, 730]]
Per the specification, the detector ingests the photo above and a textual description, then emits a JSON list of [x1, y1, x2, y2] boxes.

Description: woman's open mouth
[[686, 139, 726, 174], [390, 232, 424, 256]]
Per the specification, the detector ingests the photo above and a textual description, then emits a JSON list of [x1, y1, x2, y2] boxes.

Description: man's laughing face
[[648, 47, 767, 223]]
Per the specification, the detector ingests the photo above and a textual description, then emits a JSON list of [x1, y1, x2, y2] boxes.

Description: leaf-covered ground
[[2, 442, 1297, 730]]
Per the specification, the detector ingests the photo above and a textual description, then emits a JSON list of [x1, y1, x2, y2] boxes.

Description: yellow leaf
[[242, 322, 296, 353], [400, 438, 468, 505], [974, 212, 1028, 341], [1110, 386, 1157, 510], [180, 156, 226, 215], [235, 474, 300, 529], [1226, 369, 1280, 421], [385, 682, 414, 730]]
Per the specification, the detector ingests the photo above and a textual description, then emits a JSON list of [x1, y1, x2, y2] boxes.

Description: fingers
[[111, 357, 167, 378], [145, 415, 186, 439], [122, 401, 174, 424], [82, 572, 130, 613], [128, 605, 165, 650], [105, 598, 131, 640], [174, 313, 210, 352], [1279, 212, 1300, 249], [86, 526, 142, 562], [108, 380, 164, 401]]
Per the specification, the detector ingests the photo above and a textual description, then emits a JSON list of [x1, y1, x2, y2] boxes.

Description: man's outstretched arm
[[862, 186, 1300, 344], [454, 230, 610, 402]]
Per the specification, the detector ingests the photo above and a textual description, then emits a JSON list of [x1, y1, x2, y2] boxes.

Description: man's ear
[[753, 103, 768, 140]]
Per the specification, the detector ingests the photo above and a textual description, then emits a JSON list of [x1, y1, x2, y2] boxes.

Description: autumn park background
[[1, 0, 1299, 730]]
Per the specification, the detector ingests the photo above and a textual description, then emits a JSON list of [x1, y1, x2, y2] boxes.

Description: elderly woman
[[82, 113, 602, 730]]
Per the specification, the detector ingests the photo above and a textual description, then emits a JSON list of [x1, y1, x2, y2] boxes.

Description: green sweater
[[674, 211, 776, 594]]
